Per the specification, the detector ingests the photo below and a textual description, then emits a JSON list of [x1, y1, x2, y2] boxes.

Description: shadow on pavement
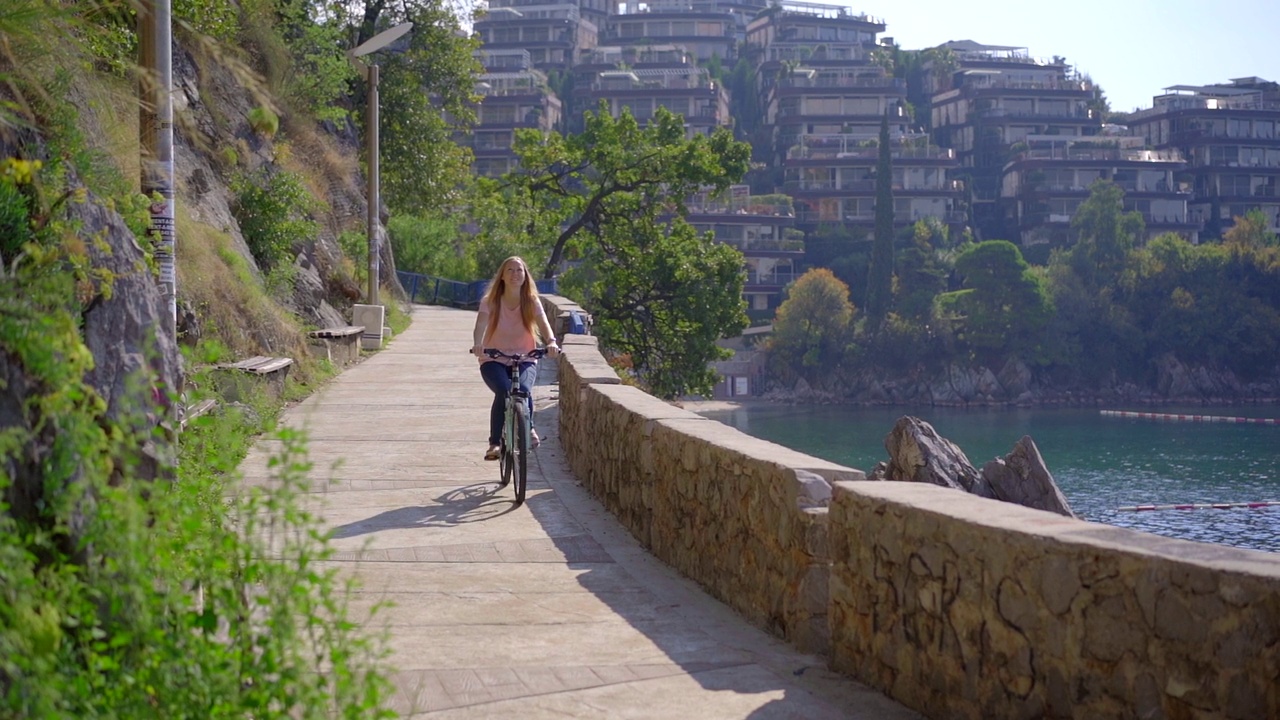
[[330, 482, 517, 538], [508, 364, 914, 719]]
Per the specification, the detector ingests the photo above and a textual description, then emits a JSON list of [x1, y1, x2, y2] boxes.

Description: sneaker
[[484, 444, 500, 461], [530, 429, 541, 449]]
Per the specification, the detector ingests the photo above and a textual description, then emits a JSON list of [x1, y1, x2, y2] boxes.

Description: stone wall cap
[[561, 349, 620, 384], [832, 480, 1280, 577], [591, 383, 703, 420]]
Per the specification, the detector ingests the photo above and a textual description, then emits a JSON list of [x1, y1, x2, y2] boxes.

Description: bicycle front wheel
[[513, 401, 530, 506], [499, 403, 514, 489]]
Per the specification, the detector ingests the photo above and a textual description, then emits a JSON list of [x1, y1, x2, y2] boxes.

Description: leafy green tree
[[496, 103, 752, 397], [1041, 257, 1141, 384], [230, 168, 321, 270], [466, 177, 555, 277], [387, 213, 475, 278], [564, 217, 747, 399], [767, 268, 855, 386], [803, 223, 870, 303], [895, 218, 953, 321], [1122, 233, 1280, 378], [726, 57, 765, 147], [1068, 179, 1144, 288], [1037, 179, 1147, 381], [274, 0, 482, 214], [366, 6, 482, 215], [941, 240, 1053, 358], [504, 103, 751, 278], [864, 112, 894, 329], [1223, 208, 1279, 249]]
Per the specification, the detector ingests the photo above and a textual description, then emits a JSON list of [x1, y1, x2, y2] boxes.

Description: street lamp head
[[349, 22, 413, 59]]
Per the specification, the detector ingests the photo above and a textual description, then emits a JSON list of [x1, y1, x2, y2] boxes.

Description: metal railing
[[397, 271, 557, 308]]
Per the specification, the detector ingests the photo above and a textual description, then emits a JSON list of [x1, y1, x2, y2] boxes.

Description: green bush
[[230, 168, 320, 271], [247, 105, 280, 138], [387, 213, 476, 279], [0, 160, 391, 718]]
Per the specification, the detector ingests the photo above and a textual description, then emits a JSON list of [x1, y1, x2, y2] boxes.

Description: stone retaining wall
[[544, 295, 855, 652], [540, 294, 1280, 718], [829, 482, 1280, 719]]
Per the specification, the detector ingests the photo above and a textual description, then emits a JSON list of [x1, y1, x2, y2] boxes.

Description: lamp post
[[347, 22, 412, 307], [138, 0, 176, 339]]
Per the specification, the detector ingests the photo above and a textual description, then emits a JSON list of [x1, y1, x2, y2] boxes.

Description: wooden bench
[[307, 325, 365, 367], [212, 355, 294, 401], [180, 398, 218, 430]]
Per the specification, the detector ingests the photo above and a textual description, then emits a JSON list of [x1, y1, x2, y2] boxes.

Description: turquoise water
[[698, 404, 1280, 553]]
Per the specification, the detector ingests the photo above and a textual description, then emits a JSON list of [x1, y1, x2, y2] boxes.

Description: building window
[[1005, 99, 1034, 114], [805, 97, 842, 114]]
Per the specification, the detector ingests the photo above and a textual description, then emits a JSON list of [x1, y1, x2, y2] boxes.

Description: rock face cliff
[[769, 355, 1280, 407], [167, 40, 397, 340], [1, 30, 398, 501]]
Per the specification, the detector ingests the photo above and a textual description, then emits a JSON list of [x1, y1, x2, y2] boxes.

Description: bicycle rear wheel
[[513, 401, 530, 506]]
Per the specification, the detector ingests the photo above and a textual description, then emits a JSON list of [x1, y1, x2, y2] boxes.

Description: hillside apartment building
[[1127, 77, 1280, 236], [748, 4, 966, 239], [466, 1, 1279, 300]]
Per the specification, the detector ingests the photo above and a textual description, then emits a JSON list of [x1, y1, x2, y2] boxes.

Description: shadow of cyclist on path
[[330, 482, 516, 538]]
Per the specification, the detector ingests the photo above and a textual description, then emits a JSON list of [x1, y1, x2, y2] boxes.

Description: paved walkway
[[238, 304, 919, 719]]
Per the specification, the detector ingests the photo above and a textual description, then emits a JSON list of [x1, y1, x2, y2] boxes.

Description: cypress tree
[[865, 111, 895, 329]]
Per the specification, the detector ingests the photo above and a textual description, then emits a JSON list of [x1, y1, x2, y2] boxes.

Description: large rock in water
[[870, 416, 1076, 517], [981, 436, 1076, 517], [869, 416, 995, 498]]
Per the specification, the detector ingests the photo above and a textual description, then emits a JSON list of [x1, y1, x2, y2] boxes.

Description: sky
[[852, 0, 1279, 113]]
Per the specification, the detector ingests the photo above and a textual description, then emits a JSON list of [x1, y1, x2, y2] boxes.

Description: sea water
[[698, 404, 1280, 553]]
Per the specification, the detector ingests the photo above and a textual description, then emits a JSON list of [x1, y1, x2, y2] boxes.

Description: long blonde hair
[[482, 256, 542, 342]]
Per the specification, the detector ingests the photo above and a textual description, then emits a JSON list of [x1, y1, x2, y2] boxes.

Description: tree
[[565, 216, 747, 399], [941, 240, 1053, 358], [496, 103, 752, 397], [280, 0, 483, 215], [502, 103, 750, 278], [1068, 179, 1145, 289], [767, 268, 856, 386], [386, 213, 475, 278], [1223, 208, 1279, 250], [894, 219, 951, 322], [864, 112, 895, 329], [365, 3, 482, 215]]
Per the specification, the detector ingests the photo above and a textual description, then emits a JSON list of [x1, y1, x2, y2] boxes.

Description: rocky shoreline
[[744, 353, 1280, 409]]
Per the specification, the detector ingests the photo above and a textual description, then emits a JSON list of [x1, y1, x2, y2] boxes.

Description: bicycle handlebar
[[473, 347, 550, 362]]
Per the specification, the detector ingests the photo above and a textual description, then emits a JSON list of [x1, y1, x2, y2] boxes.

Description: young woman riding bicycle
[[471, 256, 560, 461]]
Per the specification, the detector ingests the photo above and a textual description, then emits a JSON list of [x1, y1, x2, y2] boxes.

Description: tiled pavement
[[237, 304, 919, 719]]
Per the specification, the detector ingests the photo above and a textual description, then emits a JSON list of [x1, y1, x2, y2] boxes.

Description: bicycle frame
[[483, 347, 546, 505]]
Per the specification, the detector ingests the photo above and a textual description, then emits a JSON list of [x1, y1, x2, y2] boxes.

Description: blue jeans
[[480, 361, 537, 446]]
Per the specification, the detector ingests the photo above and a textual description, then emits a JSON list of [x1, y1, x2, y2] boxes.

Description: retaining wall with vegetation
[[541, 294, 1280, 719]]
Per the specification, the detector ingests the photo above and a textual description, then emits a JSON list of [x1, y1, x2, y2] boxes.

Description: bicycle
[[479, 347, 547, 506]]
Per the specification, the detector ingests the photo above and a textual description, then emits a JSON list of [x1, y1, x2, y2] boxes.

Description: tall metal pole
[[139, 0, 177, 339], [366, 63, 380, 305]]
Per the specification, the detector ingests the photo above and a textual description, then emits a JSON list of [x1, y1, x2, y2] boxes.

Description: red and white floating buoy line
[[1118, 501, 1280, 512], [1100, 410, 1279, 425]]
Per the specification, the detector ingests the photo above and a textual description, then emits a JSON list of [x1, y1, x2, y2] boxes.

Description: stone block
[[351, 304, 384, 349]]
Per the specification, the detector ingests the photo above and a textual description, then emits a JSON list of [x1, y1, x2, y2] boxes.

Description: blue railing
[[398, 271, 557, 308]]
